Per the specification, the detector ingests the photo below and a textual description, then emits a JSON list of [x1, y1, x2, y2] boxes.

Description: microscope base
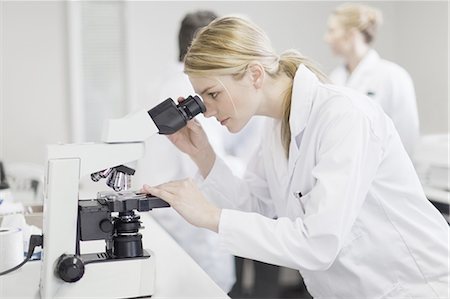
[[56, 250, 155, 298], [0, 250, 155, 298]]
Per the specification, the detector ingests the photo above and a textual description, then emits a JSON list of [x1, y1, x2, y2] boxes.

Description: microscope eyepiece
[[178, 95, 206, 120], [148, 94, 206, 135]]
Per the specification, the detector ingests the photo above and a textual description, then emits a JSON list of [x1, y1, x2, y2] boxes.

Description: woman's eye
[[208, 92, 219, 99]]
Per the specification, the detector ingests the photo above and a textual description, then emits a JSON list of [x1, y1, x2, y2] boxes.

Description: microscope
[[0, 95, 205, 298]]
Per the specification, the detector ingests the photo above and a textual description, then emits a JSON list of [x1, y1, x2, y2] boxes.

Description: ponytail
[[278, 50, 329, 157]]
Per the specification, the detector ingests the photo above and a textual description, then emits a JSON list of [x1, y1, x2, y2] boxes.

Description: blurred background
[[1, 1, 448, 298], [1, 1, 448, 163]]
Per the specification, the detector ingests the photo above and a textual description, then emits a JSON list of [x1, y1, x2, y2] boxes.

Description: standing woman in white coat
[[324, 3, 420, 157], [142, 16, 449, 298]]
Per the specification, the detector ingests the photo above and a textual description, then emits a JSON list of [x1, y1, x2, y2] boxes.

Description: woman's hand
[[141, 179, 221, 233], [167, 97, 216, 178], [168, 119, 210, 157], [168, 97, 211, 157]]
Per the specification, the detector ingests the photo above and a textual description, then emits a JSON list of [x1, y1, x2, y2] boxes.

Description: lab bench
[[0, 212, 229, 298]]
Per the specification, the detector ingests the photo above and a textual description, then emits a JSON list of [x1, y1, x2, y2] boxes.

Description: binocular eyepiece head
[[148, 94, 206, 135]]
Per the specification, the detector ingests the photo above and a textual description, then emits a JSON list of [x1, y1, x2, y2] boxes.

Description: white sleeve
[[197, 143, 277, 218], [217, 108, 384, 271]]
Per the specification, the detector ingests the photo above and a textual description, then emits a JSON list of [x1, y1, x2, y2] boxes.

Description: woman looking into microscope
[[141, 15, 449, 298]]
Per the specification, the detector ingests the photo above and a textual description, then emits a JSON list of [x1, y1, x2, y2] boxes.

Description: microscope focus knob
[[56, 254, 85, 283], [99, 219, 114, 233]]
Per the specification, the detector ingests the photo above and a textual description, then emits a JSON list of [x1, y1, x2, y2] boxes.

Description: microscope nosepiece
[[91, 165, 135, 192]]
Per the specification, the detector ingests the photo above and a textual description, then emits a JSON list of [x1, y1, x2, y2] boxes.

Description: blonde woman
[[325, 3, 420, 157], [142, 16, 449, 298]]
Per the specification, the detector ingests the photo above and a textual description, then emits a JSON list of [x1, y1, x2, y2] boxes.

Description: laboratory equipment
[[0, 95, 205, 298]]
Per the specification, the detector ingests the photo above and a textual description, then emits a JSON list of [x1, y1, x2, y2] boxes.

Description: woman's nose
[[202, 102, 217, 118]]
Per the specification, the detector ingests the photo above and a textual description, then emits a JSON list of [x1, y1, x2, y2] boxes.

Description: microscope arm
[[46, 95, 205, 178], [47, 143, 144, 178], [102, 95, 205, 143]]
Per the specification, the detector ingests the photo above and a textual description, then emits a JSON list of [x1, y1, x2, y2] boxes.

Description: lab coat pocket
[[286, 189, 310, 219], [285, 192, 304, 219]]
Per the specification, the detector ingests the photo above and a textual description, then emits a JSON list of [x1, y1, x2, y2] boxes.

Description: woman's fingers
[[142, 179, 194, 201], [157, 179, 195, 192], [154, 184, 181, 194], [141, 180, 219, 232], [166, 132, 180, 143], [142, 184, 177, 204], [186, 119, 202, 132]]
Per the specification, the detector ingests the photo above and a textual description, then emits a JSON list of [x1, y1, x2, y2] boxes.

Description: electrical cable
[[0, 234, 43, 276]]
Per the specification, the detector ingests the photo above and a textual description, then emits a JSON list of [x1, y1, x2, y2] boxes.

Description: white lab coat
[[198, 65, 449, 298], [136, 62, 236, 292], [329, 50, 420, 157]]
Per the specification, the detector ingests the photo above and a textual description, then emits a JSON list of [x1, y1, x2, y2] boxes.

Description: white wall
[[126, 1, 448, 135], [1, 1, 448, 166], [1, 1, 70, 165], [393, 2, 449, 134]]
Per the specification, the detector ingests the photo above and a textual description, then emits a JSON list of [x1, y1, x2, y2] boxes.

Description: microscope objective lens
[[90, 172, 102, 182], [99, 168, 113, 178], [113, 172, 125, 192], [125, 175, 131, 190], [106, 170, 117, 189]]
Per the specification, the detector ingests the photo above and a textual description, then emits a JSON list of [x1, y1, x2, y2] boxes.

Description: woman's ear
[[247, 62, 265, 89]]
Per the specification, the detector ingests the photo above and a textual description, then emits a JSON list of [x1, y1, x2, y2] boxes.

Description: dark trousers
[[229, 257, 280, 298], [229, 256, 312, 299]]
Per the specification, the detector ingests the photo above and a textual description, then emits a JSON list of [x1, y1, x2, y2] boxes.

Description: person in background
[[141, 15, 449, 298], [324, 3, 419, 157], [136, 10, 236, 292]]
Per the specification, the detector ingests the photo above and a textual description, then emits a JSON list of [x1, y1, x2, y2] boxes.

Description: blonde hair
[[333, 3, 383, 44], [184, 16, 328, 157]]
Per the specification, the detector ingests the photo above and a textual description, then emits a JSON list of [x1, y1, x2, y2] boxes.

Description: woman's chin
[[226, 123, 245, 134]]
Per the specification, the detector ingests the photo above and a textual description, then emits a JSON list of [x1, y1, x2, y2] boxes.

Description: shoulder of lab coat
[[329, 50, 419, 156], [216, 65, 389, 271], [329, 50, 383, 86], [374, 58, 419, 156]]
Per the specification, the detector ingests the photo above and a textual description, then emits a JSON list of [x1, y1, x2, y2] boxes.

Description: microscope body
[[41, 142, 157, 298], [0, 95, 205, 298], [38, 95, 206, 298]]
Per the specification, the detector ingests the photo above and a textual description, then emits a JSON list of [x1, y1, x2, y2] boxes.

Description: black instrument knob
[[99, 219, 114, 233], [56, 254, 85, 283]]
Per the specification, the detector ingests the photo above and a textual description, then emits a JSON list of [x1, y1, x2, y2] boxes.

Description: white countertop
[[0, 212, 229, 298], [140, 213, 229, 298]]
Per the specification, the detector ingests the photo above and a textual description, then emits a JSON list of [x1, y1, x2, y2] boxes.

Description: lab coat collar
[[346, 49, 380, 85], [287, 64, 319, 172], [289, 64, 318, 141]]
